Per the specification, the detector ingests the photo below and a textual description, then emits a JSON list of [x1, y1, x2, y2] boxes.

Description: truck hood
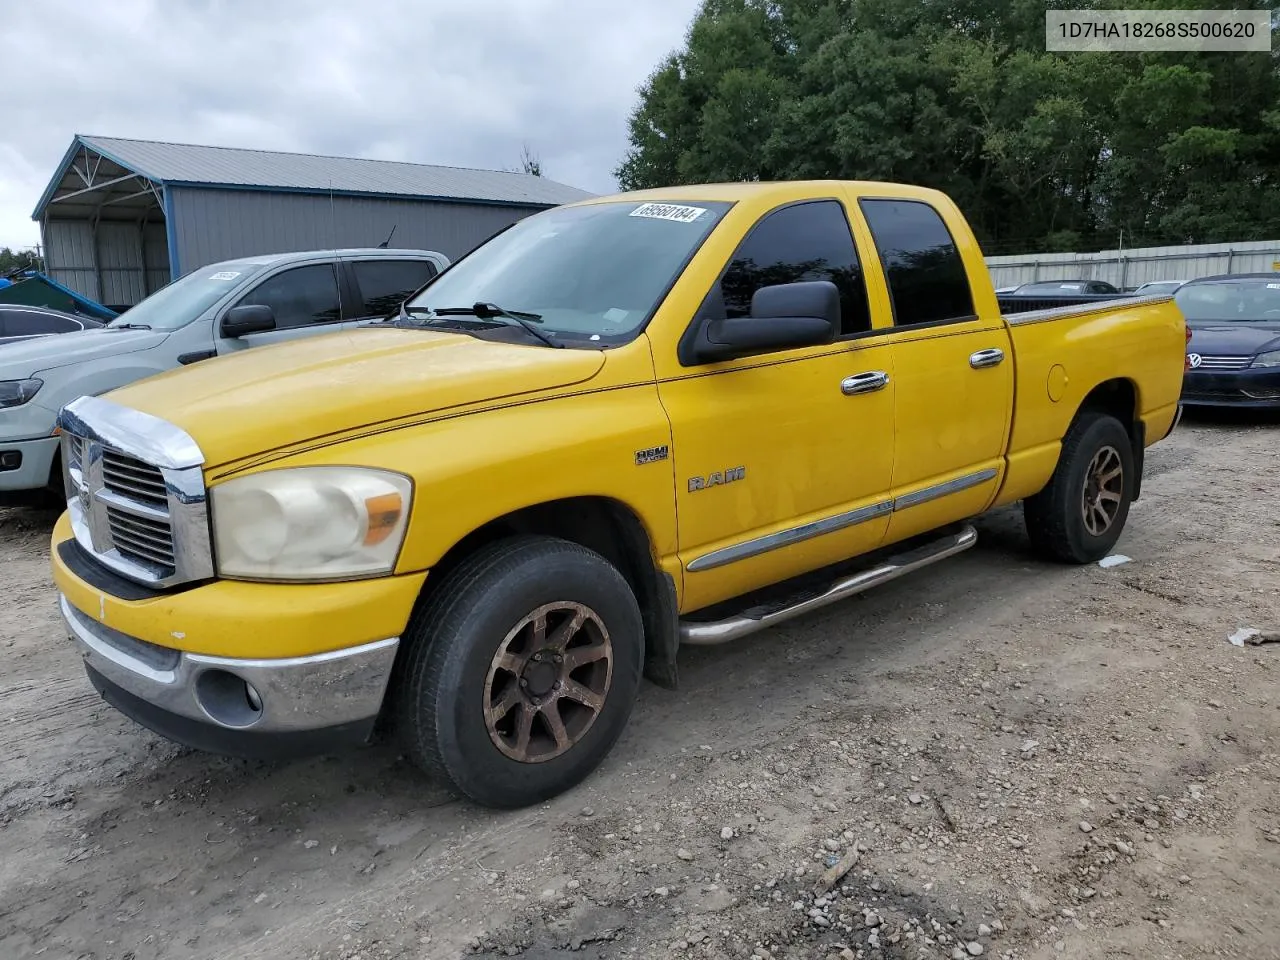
[[107, 327, 607, 467], [0, 327, 170, 377], [1187, 321, 1280, 356]]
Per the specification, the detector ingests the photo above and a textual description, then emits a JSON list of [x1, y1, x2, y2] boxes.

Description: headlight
[[0, 379, 42, 408], [1251, 350, 1280, 368], [211, 466, 413, 581]]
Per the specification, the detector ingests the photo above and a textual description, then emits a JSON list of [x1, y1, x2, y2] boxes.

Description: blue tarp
[[0, 271, 118, 320]]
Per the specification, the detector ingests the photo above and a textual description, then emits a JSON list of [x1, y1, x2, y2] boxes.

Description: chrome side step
[[678, 524, 978, 646]]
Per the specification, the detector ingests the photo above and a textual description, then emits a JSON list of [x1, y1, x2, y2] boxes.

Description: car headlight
[[0, 379, 42, 408], [211, 466, 413, 581], [1251, 350, 1280, 368]]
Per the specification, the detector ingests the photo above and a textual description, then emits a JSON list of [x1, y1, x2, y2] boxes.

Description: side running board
[[679, 524, 978, 646]]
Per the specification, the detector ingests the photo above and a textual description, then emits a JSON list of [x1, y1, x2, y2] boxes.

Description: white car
[[0, 247, 447, 503]]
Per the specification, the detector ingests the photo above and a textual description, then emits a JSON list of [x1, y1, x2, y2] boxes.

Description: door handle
[[840, 371, 890, 396], [969, 348, 1005, 369]]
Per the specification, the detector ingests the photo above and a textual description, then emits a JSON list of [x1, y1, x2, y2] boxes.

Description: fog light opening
[[194, 669, 265, 729]]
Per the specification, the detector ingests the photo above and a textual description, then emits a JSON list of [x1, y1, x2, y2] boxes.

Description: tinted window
[[6, 310, 79, 336], [860, 199, 975, 326], [237, 265, 341, 329], [353, 259, 437, 317], [710, 200, 871, 336]]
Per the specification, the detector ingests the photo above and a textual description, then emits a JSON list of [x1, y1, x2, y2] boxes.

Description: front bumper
[[0, 435, 59, 497], [1182, 368, 1280, 408], [60, 593, 399, 759]]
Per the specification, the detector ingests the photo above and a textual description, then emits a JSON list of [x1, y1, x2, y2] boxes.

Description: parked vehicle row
[[42, 180, 1186, 808], [993, 271, 1280, 409], [0, 248, 447, 504]]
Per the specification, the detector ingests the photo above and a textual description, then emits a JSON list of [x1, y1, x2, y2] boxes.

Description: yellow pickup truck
[[49, 181, 1186, 808]]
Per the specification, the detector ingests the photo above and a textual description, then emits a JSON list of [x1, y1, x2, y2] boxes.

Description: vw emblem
[[1187, 353, 1202, 369]]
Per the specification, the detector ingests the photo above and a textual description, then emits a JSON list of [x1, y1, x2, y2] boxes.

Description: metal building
[[32, 134, 594, 310]]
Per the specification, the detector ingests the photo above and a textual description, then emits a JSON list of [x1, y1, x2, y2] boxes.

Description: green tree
[[616, 0, 1280, 252], [0, 247, 41, 276]]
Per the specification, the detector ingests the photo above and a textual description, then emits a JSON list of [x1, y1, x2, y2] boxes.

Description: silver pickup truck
[[0, 247, 447, 503]]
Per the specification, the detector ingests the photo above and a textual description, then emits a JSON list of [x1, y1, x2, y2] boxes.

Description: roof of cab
[[208, 248, 442, 268], [570, 180, 947, 206]]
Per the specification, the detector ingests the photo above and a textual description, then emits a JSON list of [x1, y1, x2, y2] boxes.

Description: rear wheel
[[1024, 412, 1135, 564], [394, 536, 644, 808]]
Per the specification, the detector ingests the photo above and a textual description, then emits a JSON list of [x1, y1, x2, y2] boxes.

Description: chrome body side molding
[[686, 469, 997, 573], [686, 500, 893, 572]]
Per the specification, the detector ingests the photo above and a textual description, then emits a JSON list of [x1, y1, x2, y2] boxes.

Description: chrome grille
[[105, 505, 177, 569], [66, 434, 86, 472], [58, 395, 212, 590], [1193, 355, 1252, 371], [102, 449, 169, 506]]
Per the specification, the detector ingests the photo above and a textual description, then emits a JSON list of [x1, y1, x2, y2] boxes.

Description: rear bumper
[[60, 593, 398, 758]]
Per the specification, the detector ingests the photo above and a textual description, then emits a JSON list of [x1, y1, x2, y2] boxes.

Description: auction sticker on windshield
[[630, 203, 708, 223], [209, 271, 241, 280]]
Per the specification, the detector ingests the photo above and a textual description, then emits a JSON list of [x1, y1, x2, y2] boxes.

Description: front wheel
[[1023, 412, 1135, 564], [394, 536, 644, 808]]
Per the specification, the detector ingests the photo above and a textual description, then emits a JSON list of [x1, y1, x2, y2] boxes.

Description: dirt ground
[[2, 410, 1279, 960]]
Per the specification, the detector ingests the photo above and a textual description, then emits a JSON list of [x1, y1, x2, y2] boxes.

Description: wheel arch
[[412, 496, 680, 690], [1072, 377, 1145, 500]]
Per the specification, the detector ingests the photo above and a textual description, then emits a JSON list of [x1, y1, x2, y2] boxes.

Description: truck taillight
[[1185, 325, 1192, 370]]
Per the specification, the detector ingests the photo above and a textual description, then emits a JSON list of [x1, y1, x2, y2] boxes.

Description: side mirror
[[220, 304, 276, 338], [692, 280, 838, 363]]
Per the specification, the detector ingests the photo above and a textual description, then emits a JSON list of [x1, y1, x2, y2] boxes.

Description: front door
[[656, 197, 898, 613], [852, 194, 1014, 544], [216, 262, 348, 355]]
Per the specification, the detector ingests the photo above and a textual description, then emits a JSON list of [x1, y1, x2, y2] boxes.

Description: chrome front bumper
[[60, 594, 398, 754]]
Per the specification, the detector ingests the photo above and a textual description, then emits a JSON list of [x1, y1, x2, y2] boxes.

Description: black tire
[[1023, 412, 1136, 564], [394, 536, 644, 809]]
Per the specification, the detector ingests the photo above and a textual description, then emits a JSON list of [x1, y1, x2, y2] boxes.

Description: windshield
[[405, 199, 732, 343], [109, 260, 270, 330], [1018, 281, 1089, 293], [1175, 279, 1280, 322]]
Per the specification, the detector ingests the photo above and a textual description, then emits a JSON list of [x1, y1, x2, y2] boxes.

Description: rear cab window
[[859, 199, 976, 328], [352, 259, 438, 318], [701, 199, 873, 338]]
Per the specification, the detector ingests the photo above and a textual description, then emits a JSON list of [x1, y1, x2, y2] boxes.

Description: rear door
[[215, 262, 345, 355], [852, 194, 1014, 544], [345, 258, 440, 322]]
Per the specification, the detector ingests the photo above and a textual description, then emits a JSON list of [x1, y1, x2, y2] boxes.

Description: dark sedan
[[0, 305, 103, 346], [1178, 274, 1280, 408]]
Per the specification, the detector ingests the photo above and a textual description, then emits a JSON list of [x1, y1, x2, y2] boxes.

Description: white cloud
[[0, 0, 698, 249]]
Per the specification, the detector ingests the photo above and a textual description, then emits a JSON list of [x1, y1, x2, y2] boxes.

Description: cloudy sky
[[0, 0, 701, 250]]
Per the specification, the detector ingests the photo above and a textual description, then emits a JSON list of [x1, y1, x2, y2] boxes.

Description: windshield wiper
[[430, 302, 562, 348], [109, 322, 152, 330]]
